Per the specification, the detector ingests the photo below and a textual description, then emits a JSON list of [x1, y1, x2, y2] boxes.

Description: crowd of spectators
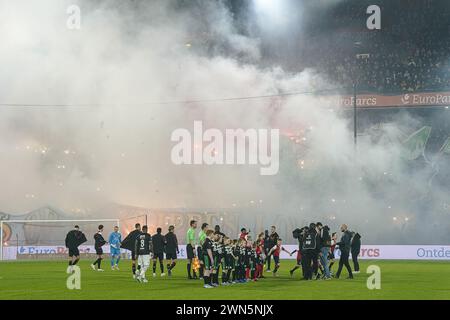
[[302, 0, 450, 94]]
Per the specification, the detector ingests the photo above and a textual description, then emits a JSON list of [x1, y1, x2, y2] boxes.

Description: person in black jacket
[[265, 226, 279, 272], [351, 232, 361, 273], [301, 223, 320, 280], [289, 226, 307, 278], [65, 225, 87, 271], [299, 226, 308, 279], [91, 225, 107, 271], [165, 225, 179, 276], [121, 223, 142, 278], [263, 230, 270, 270], [336, 224, 354, 279], [152, 227, 166, 277]]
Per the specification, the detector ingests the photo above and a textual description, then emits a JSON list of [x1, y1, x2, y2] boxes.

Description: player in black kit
[[121, 223, 142, 279], [231, 240, 240, 282], [91, 225, 107, 271], [211, 233, 224, 286], [165, 225, 179, 276], [152, 227, 166, 277], [135, 225, 153, 283], [201, 230, 215, 288], [237, 239, 247, 282], [223, 237, 234, 284]]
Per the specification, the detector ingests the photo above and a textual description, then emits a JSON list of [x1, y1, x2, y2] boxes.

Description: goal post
[[0, 219, 120, 261]]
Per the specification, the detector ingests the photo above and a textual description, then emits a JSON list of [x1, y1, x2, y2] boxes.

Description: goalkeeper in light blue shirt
[[109, 226, 122, 270]]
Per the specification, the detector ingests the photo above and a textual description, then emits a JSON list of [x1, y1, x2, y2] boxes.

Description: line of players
[[120, 223, 179, 282], [65, 221, 361, 286], [65, 223, 179, 281], [65, 221, 286, 286], [186, 220, 361, 287], [186, 221, 294, 288], [124, 221, 283, 286]]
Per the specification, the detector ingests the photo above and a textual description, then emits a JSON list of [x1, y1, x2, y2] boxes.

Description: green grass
[[0, 259, 449, 300]]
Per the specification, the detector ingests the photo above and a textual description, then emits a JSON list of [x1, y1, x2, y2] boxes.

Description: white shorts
[[138, 255, 151, 268]]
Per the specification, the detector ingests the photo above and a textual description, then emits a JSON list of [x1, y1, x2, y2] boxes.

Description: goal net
[[0, 219, 119, 261]]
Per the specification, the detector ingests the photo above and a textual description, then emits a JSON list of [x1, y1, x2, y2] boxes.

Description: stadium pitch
[[0, 259, 448, 300]]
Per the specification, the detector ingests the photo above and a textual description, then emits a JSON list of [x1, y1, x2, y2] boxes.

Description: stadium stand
[[292, 0, 450, 94]]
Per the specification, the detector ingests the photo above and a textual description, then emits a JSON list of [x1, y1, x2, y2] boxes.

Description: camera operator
[[335, 224, 353, 279], [317, 222, 331, 280], [299, 226, 308, 278], [301, 223, 320, 280]]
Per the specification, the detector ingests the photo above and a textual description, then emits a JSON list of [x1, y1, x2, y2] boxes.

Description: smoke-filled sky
[[1, 0, 449, 244]]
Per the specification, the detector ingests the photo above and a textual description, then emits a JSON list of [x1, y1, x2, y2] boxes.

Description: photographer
[[317, 222, 332, 280], [301, 223, 320, 280], [335, 224, 353, 279], [289, 226, 307, 278], [299, 226, 308, 278]]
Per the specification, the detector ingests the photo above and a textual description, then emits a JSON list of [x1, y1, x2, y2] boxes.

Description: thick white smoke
[[0, 0, 448, 243]]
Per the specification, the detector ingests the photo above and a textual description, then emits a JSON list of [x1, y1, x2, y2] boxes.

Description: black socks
[[93, 258, 102, 268]]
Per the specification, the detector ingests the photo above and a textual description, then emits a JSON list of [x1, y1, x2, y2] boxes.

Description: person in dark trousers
[[265, 226, 279, 272], [152, 227, 166, 277], [135, 225, 153, 283], [65, 225, 87, 272], [164, 225, 179, 276], [301, 223, 320, 280], [197, 223, 209, 280], [186, 220, 198, 279], [91, 225, 107, 271], [335, 224, 354, 279], [121, 223, 142, 278], [299, 226, 309, 278], [329, 232, 338, 273], [289, 226, 308, 278], [351, 232, 361, 273]]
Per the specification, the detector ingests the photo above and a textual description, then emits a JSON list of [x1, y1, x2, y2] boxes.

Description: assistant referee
[[186, 220, 198, 279]]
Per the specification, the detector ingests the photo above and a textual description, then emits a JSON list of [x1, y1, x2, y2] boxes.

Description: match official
[[335, 224, 353, 279], [186, 220, 198, 279]]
